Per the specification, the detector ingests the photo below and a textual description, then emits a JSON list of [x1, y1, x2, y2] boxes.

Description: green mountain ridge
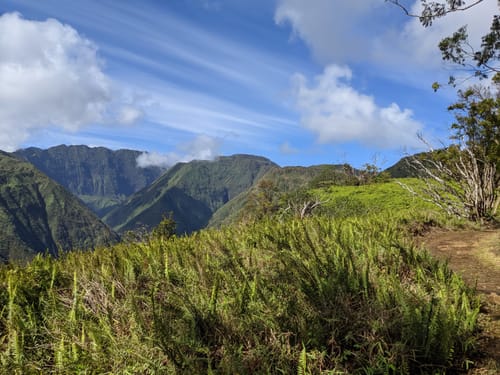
[[11, 144, 418, 239], [0, 151, 119, 261], [15, 145, 164, 215], [103, 154, 277, 233]]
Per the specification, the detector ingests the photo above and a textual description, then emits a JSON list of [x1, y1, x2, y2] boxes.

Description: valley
[[2, 1, 498, 373], [0, 144, 498, 374]]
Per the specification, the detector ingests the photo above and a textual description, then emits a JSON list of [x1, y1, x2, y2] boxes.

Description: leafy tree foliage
[[448, 85, 500, 218], [400, 85, 499, 221], [388, 0, 499, 85], [151, 213, 177, 239], [308, 164, 359, 188], [241, 179, 281, 222], [390, 1, 500, 221]]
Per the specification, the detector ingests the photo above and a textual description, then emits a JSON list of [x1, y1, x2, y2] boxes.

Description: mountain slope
[[15, 145, 164, 215], [385, 156, 418, 178], [0, 151, 118, 261], [209, 164, 348, 227], [104, 154, 277, 233]]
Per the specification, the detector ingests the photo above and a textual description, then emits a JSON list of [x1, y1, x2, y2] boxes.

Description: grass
[[311, 179, 436, 218], [0, 213, 481, 374]]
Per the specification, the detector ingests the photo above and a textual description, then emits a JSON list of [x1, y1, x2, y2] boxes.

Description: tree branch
[[387, 0, 486, 25]]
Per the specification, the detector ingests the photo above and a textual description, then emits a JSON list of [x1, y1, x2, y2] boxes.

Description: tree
[[280, 189, 328, 219], [398, 84, 499, 221], [240, 179, 281, 222], [151, 213, 176, 239], [388, 0, 500, 86], [390, 0, 500, 221], [447, 84, 500, 218], [396, 82, 500, 222]]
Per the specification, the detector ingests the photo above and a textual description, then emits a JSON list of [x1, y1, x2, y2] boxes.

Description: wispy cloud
[[3, 0, 306, 154], [279, 141, 299, 155], [117, 106, 143, 125], [56, 1, 301, 96]]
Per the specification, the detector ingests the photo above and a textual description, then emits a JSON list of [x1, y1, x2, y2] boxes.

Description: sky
[[0, 0, 496, 168]]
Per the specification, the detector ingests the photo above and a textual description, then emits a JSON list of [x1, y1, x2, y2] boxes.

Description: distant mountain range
[[0, 151, 118, 261], [1, 144, 415, 261], [15, 145, 164, 215]]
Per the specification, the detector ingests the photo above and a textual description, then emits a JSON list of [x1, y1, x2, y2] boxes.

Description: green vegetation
[[389, 1, 499, 223], [0, 214, 480, 374], [210, 164, 350, 227], [3, 2, 497, 371], [0, 145, 489, 372], [15, 145, 164, 216], [227, 177, 436, 225], [104, 154, 276, 234], [0, 151, 118, 262], [314, 179, 435, 218]]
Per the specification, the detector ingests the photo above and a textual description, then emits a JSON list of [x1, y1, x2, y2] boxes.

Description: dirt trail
[[421, 228, 500, 374]]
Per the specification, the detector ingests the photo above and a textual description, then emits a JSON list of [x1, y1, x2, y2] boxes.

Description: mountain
[[385, 156, 418, 178], [209, 164, 348, 227], [103, 154, 277, 234], [0, 151, 119, 262], [385, 151, 442, 178], [14, 145, 164, 215]]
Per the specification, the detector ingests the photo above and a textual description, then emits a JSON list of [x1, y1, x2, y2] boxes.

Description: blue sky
[[0, 0, 495, 168]]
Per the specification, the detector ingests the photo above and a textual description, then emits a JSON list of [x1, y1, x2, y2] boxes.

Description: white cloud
[[291, 65, 422, 148], [136, 151, 180, 168], [0, 12, 141, 151], [117, 106, 143, 125], [136, 134, 221, 168], [179, 134, 221, 160], [275, 0, 382, 64], [276, 0, 498, 84]]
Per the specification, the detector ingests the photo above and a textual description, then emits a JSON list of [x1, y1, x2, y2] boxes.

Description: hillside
[[209, 164, 348, 227], [104, 154, 277, 233], [384, 155, 413, 178], [0, 151, 118, 261], [15, 145, 164, 215], [0, 215, 482, 373], [0, 154, 492, 372]]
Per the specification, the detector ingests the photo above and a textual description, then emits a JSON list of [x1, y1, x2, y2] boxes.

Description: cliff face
[[15, 145, 164, 215], [0, 151, 118, 261]]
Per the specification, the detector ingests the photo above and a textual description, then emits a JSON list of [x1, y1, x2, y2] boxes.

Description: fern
[[297, 344, 307, 375]]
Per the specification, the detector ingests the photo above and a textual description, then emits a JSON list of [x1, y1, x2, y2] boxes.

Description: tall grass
[[0, 215, 479, 374]]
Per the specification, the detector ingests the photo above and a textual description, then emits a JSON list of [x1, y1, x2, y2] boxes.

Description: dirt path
[[421, 228, 500, 374]]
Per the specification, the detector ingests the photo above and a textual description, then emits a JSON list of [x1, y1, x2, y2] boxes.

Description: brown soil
[[421, 228, 500, 374]]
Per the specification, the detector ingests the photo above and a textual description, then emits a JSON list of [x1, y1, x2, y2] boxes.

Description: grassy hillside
[[104, 154, 277, 233], [212, 176, 436, 228], [15, 145, 164, 215], [0, 215, 480, 373], [313, 179, 436, 218], [210, 164, 347, 227], [0, 151, 119, 261]]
